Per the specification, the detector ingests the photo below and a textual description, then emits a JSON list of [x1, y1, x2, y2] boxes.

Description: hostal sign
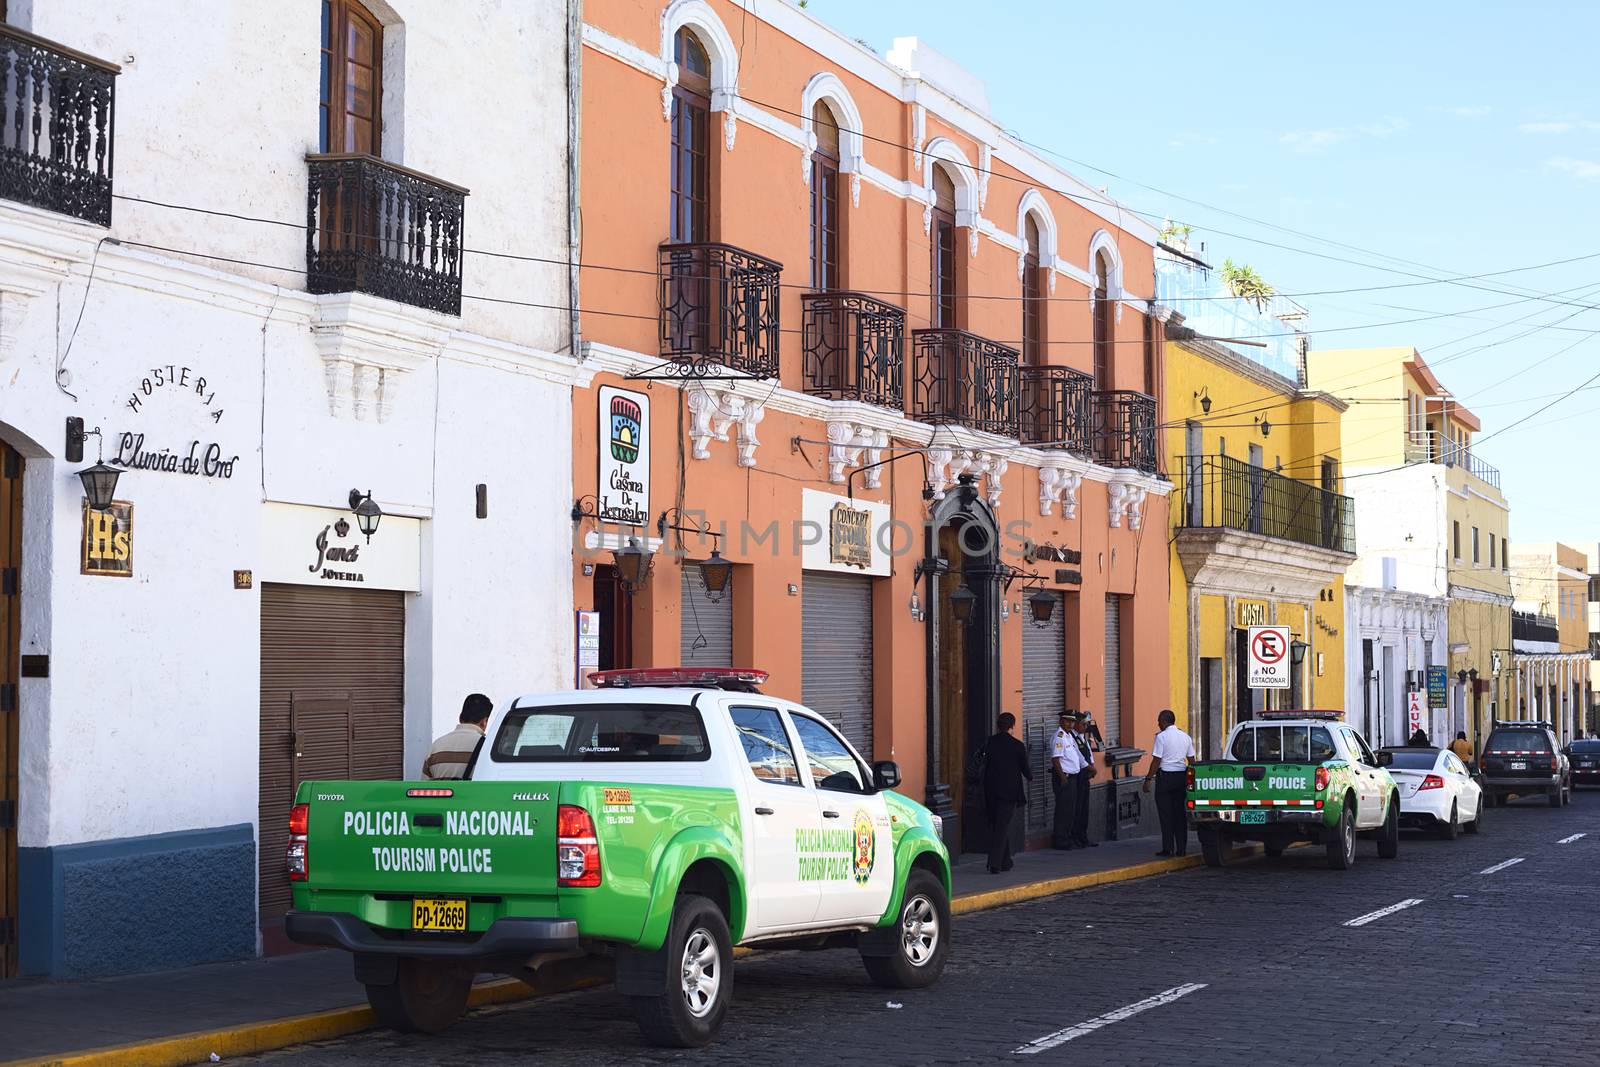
[[597, 386, 650, 527]]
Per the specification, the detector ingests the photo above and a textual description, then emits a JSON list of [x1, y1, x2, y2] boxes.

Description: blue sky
[[804, 0, 1600, 548]]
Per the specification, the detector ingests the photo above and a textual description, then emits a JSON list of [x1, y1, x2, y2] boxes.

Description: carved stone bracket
[[688, 384, 765, 466], [1038, 465, 1084, 518], [985, 455, 1008, 508], [927, 445, 954, 499], [1107, 477, 1148, 529], [1058, 469, 1083, 519], [311, 293, 448, 423], [851, 171, 862, 209], [922, 202, 933, 236], [825, 418, 887, 485], [1038, 467, 1062, 516], [911, 105, 926, 170], [977, 144, 992, 210]]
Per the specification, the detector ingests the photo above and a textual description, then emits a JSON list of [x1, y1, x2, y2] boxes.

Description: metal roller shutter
[[801, 572, 874, 757], [1022, 592, 1065, 830], [680, 562, 733, 667], [259, 584, 405, 920], [1104, 594, 1123, 747]]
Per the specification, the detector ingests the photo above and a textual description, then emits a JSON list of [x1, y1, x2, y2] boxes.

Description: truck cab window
[[790, 714, 867, 793], [730, 706, 801, 786]]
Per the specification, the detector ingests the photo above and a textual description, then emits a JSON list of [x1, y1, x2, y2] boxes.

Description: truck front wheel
[[364, 958, 470, 1034], [1326, 802, 1356, 870], [1377, 796, 1400, 858], [630, 894, 733, 1048], [861, 869, 951, 989], [1197, 827, 1225, 868]]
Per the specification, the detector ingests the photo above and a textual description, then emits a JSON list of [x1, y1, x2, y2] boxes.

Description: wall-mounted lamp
[[949, 584, 977, 624], [349, 489, 383, 543], [612, 537, 655, 593], [1256, 416, 1273, 438], [66, 417, 119, 511], [1193, 388, 1212, 415], [659, 508, 730, 603], [1290, 640, 1310, 666], [1027, 589, 1057, 626]]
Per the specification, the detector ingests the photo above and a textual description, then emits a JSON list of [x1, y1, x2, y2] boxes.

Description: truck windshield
[[1229, 725, 1336, 763], [1485, 729, 1552, 754], [490, 704, 711, 762]]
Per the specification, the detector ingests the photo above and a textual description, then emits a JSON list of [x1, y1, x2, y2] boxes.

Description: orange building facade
[[570, 0, 1171, 855]]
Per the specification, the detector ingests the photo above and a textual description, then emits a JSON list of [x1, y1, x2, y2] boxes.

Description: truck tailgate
[[300, 779, 560, 898], [1189, 762, 1319, 807]]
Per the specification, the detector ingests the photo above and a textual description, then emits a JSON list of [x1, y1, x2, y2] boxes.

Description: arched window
[[809, 101, 841, 290], [321, 0, 383, 154], [1022, 216, 1042, 366], [670, 28, 712, 242], [931, 165, 958, 329], [1093, 249, 1115, 390]]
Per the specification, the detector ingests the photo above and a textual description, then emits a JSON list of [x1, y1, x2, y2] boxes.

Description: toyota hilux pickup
[[283, 668, 951, 1047], [1186, 711, 1400, 870]]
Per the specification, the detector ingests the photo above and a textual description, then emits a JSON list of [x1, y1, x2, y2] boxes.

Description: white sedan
[[1380, 747, 1483, 838]]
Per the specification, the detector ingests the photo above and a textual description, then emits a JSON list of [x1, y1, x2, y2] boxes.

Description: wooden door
[[0, 441, 20, 976]]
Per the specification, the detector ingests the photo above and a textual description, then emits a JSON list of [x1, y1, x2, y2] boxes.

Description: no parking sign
[[1247, 625, 1291, 690]]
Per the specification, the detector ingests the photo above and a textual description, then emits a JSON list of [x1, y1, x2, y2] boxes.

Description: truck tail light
[[1550, 756, 1561, 771], [1185, 767, 1194, 791], [557, 804, 602, 888], [1314, 767, 1330, 792], [286, 803, 310, 882], [1419, 774, 1444, 791]]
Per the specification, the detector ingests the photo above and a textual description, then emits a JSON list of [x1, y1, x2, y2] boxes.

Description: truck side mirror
[[872, 760, 901, 791]]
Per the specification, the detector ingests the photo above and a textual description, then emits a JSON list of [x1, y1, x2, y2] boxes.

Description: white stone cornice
[[1176, 527, 1357, 601], [311, 293, 451, 423], [445, 331, 589, 388]]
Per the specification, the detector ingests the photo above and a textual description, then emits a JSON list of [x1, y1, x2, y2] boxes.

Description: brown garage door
[[259, 583, 404, 922]]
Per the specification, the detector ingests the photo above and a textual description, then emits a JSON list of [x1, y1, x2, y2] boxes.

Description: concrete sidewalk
[[2, 836, 1220, 1067]]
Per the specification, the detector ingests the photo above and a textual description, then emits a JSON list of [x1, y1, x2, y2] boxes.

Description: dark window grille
[[1019, 365, 1093, 453], [658, 241, 781, 378], [306, 154, 467, 315], [0, 25, 117, 225], [1093, 390, 1158, 473], [910, 328, 1019, 437], [801, 290, 904, 409], [1177, 454, 1355, 553]]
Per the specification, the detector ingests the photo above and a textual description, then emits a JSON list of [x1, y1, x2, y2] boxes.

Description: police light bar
[[1257, 710, 1344, 721], [588, 667, 769, 690]]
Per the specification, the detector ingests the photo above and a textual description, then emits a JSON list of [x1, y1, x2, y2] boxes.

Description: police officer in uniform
[[1069, 711, 1098, 848], [1050, 710, 1079, 849]]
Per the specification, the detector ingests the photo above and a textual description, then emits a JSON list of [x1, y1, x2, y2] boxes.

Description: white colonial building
[[0, 2, 583, 978]]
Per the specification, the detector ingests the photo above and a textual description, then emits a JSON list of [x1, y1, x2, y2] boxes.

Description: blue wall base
[[19, 823, 256, 979]]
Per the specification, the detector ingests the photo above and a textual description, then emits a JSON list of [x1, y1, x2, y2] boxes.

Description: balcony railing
[[1019, 365, 1094, 454], [1178, 454, 1354, 554], [0, 26, 117, 225], [910, 328, 1019, 437], [659, 242, 781, 379], [1094, 390, 1158, 474], [801, 290, 904, 410], [1404, 429, 1500, 491], [1513, 611, 1559, 646], [306, 154, 467, 315]]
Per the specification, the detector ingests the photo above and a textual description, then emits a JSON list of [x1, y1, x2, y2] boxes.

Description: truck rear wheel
[[1326, 802, 1356, 870], [364, 958, 470, 1034], [630, 893, 732, 1048], [862, 869, 950, 989], [1197, 827, 1225, 868], [1549, 787, 1563, 809]]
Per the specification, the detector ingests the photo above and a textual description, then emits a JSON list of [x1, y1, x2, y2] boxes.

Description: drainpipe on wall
[[566, 0, 583, 360]]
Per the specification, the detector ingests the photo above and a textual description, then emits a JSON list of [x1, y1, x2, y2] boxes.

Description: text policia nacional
[[345, 809, 537, 875]]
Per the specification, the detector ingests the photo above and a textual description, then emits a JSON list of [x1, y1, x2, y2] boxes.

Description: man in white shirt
[[1050, 710, 1079, 849], [1141, 709, 1196, 857]]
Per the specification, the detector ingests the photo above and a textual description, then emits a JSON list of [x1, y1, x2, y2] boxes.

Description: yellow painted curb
[[5, 849, 1243, 1067]]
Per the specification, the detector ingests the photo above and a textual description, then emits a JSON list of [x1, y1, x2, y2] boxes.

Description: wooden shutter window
[[931, 166, 957, 329], [321, 0, 383, 155], [670, 29, 711, 243], [1022, 216, 1042, 366], [809, 102, 841, 291], [1093, 250, 1114, 390]]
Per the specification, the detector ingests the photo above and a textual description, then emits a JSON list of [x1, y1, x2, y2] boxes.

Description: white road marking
[[1343, 899, 1424, 927], [1014, 983, 1208, 1055], [1479, 857, 1525, 874], [1558, 833, 1587, 845]]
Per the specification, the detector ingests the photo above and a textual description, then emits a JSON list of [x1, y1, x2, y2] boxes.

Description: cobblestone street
[[243, 794, 1600, 1066]]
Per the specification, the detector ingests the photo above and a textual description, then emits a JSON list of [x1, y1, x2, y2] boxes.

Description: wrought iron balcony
[[910, 328, 1019, 437], [1020, 365, 1094, 453], [1513, 611, 1558, 646], [0, 26, 117, 225], [659, 242, 781, 379], [1404, 429, 1501, 491], [1178, 454, 1354, 554], [801, 290, 904, 410], [1094, 390, 1158, 473], [306, 154, 467, 315]]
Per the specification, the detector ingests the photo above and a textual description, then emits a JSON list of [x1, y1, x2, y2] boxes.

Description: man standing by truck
[[422, 693, 493, 779], [1050, 710, 1077, 849], [1142, 709, 1196, 857], [1069, 712, 1098, 848]]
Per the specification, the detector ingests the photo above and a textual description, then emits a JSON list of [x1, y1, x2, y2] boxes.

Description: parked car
[[1481, 722, 1570, 808], [1187, 711, 1400, 870], [282, 667, 951, 1047], [1379, 746, 1483, 838], [1566, 738, 1600, 788]]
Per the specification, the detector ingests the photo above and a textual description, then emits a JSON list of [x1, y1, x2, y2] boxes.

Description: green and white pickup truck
[[283, 668, 951, 1047], [1186, 711, 1401, 870]]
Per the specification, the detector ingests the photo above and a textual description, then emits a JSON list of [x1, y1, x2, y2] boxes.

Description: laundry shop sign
[[260, 502, 421, 592]]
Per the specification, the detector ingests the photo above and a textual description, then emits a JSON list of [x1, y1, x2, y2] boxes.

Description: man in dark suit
[[980, 712, 1032, 874]]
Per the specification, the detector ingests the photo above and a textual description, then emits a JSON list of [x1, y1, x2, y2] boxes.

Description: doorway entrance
[[0, 440, 20, 977], [1234, 628, 1263, 724], [591, 564, 633, 674]]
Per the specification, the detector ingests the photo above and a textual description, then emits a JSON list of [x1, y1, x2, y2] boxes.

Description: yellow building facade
[[1165, 330, 1354, 756]]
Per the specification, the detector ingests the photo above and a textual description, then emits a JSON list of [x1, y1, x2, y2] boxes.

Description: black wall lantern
[[1193, 388, 1212, 415], [699, 548, 733, 602], [1256, 416, 1273, 438], [78, 461, 120, 512], [948, 584, 977, 624], [1027, 589, 1057, 626], [1290, 640, 1310, 666], [658, 508, 730, 603], [349, 489, 383, 543], [612, 537, 655, 593]]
